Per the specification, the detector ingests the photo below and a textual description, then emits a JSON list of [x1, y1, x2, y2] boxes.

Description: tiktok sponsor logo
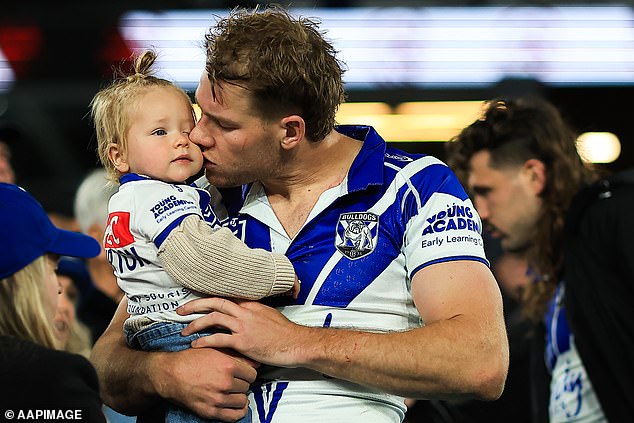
[[106, 246, 150, 274]]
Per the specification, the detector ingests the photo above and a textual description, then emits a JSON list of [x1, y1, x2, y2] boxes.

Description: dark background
[[1, 0, 633, 216]]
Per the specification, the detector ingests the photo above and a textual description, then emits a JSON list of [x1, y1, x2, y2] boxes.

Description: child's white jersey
[[203, 126, 490, 423], [105, 174, 219, 325]]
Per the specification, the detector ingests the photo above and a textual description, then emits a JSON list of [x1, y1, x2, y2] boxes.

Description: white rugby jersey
[[105, 174, 220, 326], [545, 284, 606, 422], [201, 126, 489, 423]]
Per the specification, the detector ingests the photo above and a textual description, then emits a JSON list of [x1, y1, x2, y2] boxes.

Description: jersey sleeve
[[128, 181, 204, 248], [158, 215, 296, 299], [401, 160, 489, 278]]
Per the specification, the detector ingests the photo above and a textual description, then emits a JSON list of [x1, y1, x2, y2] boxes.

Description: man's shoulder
[[567, 168, 634, 234]]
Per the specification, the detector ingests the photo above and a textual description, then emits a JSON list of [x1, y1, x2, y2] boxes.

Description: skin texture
[[54, 274, 77, 346], [467, 150, 545, 253], [179, 261, 508, 400], [108, 86, 202, 184], [43, 255, 62, 321], [190, 77, 284, 190]]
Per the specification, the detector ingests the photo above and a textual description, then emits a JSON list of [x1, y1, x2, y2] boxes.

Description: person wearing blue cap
[[0, 182, 105, 421]]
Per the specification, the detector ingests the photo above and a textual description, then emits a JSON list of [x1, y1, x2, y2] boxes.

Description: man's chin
[[500, 239, 530, 254], [205, 171, 244, 188]]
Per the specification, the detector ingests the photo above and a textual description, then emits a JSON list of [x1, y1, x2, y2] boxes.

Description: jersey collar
[[335, 125, 386, 193], [119, 173, 150, 185], [119, 173, 192, 187], [235, 125, 386, 213]]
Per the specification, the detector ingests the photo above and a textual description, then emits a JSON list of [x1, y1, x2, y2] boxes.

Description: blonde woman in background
[[0, 183, 105, 421]]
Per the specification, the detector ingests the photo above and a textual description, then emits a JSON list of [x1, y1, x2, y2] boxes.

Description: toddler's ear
[[108, 142, 129, 173]]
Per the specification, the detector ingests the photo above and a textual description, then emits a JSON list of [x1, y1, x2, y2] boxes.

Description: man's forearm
[[89, 304, 162, 414], [183, 260, 509, 401], [293, 317, 507, 400], [91, 299, 259, 421], [294, 264, 509, 400]]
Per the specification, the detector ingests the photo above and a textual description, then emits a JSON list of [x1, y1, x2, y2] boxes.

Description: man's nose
[[190, 119, 213, 149]]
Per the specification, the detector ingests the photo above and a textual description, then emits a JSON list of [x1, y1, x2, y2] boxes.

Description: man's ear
[[522, 158, 546, 195], [107, 142, 129, 173], [280, 115, 305, 150]]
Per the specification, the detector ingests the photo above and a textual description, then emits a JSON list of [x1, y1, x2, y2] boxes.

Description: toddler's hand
[[289, 276, 301, 299]]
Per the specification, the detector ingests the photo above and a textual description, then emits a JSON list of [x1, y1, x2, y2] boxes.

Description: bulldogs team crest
[[336, 212, 379, 259]]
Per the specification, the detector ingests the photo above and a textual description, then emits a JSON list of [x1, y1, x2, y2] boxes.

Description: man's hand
[[90, 298, 259, 420], [178, 298, 307, 367], [176, 260, 508, 401], [153, 347, 258, 421]]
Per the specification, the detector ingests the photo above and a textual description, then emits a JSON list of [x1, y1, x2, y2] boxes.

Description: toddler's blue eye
[[152, 129, 167, 136]]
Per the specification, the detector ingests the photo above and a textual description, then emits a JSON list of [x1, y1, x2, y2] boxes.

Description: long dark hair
[[446, 96, 596, 321]]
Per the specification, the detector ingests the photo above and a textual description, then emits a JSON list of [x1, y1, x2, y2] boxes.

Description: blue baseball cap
[[0, 183, 101, 279]]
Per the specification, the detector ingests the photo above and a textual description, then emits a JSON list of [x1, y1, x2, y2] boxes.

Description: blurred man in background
[[446, 96, 634, 422]]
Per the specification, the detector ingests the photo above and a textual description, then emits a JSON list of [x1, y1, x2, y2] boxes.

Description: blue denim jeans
[[126, 321, 252, 423]]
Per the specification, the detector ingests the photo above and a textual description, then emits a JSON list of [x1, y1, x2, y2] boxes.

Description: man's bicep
[[102, 296, 129, 336], [411, 260, 502, 325]]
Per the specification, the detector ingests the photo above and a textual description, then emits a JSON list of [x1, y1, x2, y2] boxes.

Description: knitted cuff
[[158, 215, 296, 300]]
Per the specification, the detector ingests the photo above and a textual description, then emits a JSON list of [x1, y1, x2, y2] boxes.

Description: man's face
[[190, 73, 283, 188], [467, 150, 543, 252]]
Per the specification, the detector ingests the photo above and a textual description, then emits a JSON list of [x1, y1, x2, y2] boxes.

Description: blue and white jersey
[[545, 284, 606, 422], [105, 174, 219, 327], [201, 126, 489, 422]]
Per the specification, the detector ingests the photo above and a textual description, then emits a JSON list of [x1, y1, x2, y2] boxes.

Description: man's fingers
[[225, 377, 252, 395], [231, 361, 258, 384], [181, 310, 238, 336], [225, 351, 261, 369], [210, 404, 251, 423], [178, 297, 241, 316], [191, 332, 235, 350]]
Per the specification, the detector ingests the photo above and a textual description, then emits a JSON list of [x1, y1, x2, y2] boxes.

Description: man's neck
[[264, 131, 362, 200], [262, 130, 362, 238]]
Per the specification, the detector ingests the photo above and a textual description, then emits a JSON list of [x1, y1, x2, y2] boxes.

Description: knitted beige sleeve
[[158, 215, 295, 299]]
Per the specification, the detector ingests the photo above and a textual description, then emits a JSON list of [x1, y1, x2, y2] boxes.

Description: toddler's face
[[119, 86, 202, 183]]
